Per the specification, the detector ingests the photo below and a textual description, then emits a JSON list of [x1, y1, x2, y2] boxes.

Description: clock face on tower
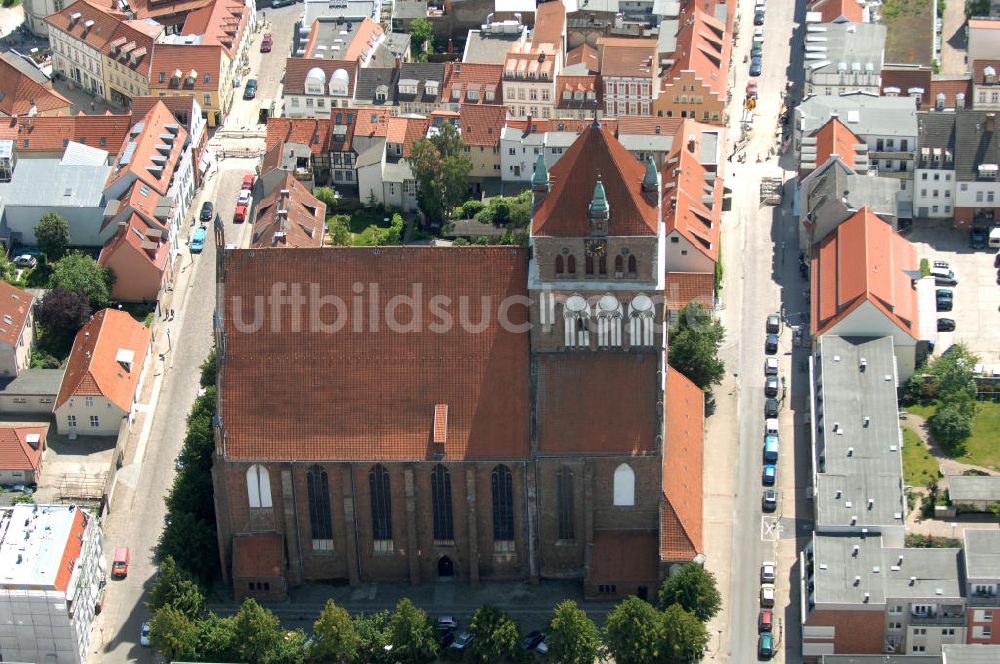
[[585, 239, 608, 258]]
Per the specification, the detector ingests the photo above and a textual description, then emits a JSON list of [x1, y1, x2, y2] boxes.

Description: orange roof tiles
[[251, 174, 327, 249], [283, 58, 358, 96], [662, 122, 723, 262], [102, 16, 158, 78], [130, 0, 214, 21], [0, 282, 33, 350], [565, 43, 598, 73], [218, 247, 531, 462], [532, 0, 566, 47], [233, 532, 284, 578], [968, 18, 1000, 30], [1, 114, 132, 153], [664, 272, 714, 311], [386, 116, 429, 156], [55, 308, 153, 411], [459, 104, 506, 147], [0, 56, 71, 117], [667, 6, 728, 98], [443, 62, 503, 105], [98, 212, 171, 272], [812, 117, 863, 172], [597, 38, 657, 79], [616, 115, 683, 137], [536, 353, 658, 454], [590, 530, 660, 583], [811, 208, 920, 339], [353, 107, 393, 138], [661, 369, 703, 561], [265, 116, 333, 155], [345, 18, 384, 61], [106, 100, 189, 196], [533, 124, 658, 237], [54, 509, 87, 592], [181, 0, 249, 56], [0, 425, 47, 472], [150, 44, 224, 92], [809, 0, 864, 23], [45, 1, 127, 53]]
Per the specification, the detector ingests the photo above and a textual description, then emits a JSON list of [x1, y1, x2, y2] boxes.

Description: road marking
[[761, 517, 782, 541]]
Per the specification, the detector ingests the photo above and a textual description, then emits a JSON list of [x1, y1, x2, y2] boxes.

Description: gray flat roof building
[[811, 336, 906, 532], [0, 159, 110, 209], [942, 644, 1000, 663], [803, 22, 886, 93], [0, 369, 65, 396], [964, 530, 1000, 580], [947, 475, 1000, 505], [463, 26, 527, 65], [796, 92, 919, 140]]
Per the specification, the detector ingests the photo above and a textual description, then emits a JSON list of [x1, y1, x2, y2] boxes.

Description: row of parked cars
[[750, 2, 766, 76], [930, 260, 958, 332], [435, 616, 548, 655], [762, 314, 781, 514], [758, 560, 777, 658]]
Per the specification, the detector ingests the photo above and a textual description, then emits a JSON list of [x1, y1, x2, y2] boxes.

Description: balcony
[[910, 606, 966, 626], [968, 591, 1000, 607]]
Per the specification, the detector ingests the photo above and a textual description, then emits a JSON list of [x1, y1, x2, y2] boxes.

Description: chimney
[[524, 114, 533, 135], [987, 113, 996, 133], [687, 133, 696, 153]]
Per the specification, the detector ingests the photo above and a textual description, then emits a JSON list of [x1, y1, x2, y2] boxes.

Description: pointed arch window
[[585, 255, 594, 275], [307, 465, 334, 551], [557, 467, 575, 541], [246, 465, 272, 508], [613, 463, 635, 506], [555, 255, 565, 275], [596, 294, 623, 347], [567, 255, 577, 275], [614, 255, 624, 276], [369, 464, 393, 551], [628, 254, 637, 276], [491, 465, 514, 547], [431, 464, 454, 543], [598, 255, 607, 275], [628, 294, 655, 347]]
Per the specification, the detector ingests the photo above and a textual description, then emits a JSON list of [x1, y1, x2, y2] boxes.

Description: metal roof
[[964, 530, 1000, 579]]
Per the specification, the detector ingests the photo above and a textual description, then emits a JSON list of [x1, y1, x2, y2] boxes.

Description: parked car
[[761, 561, 776, 583], [754, 26, 764, 39], [190, 226, 207, 253], [936, 288, 954, 300], [937, 298, 952, 312], [439, 631, 456, 649], [937, 318, 956, 332], [112, 547, 130, 579], [436, 616, 458, 633], [762, 463, 776, 486], [243, 79, 258, 99], [763, 435, 780, 462], [523, 631, 546, 651], [238, 188, 252, 205], [450, 632, 475, 650], [760, 583, 775, 606], [13, 254, 37, 269], [750, 56, 762, 77], [242, 174, 256, 190], [762, 489, 777, 512], [765, 333, 778, 354], [765, 357, 779, 375], [175, 456, 184, 471], [199, 201, 214, 221], [766, 313, 780, 334], [271, 0, 294, 6], [536, 637, 548, 655], [751, 43, 763, 59], [764, 397, 778, 418], [754, 9, 765, 25], [758, 631, 774, 658], [765, 375, 779, 397], [234, 203, 248, 223], [758, 608, 773, 633], [261, 33, 272, 52], [971, 227, 988, 249], [140, 621, 151, 647]]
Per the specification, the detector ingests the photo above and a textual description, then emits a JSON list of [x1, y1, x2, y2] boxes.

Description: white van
[[990, 227, 1000, 249], [765, 418, 779, 436], [929, 266, 958, 285]]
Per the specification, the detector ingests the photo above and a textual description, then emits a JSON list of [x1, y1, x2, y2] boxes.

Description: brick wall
[[804, 608, 887, 659]]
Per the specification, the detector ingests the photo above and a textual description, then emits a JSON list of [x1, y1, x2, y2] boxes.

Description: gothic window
[[628, 294, 655, 347], [307, 465, 334, 550], [431, 464, 454, 542], [557, 467, 574, 540], [585, 255, 594, 275], [598, 256, 607, 275], [246, 465, 272, 508], [567, 255, 576, 275], [369, 464, 393, 544], [613, 463, 635, 506], [596, 295, 623, 347], [555, 255, 564, 275], [614, 255, 624, 275], [492, 465, 514, 542], [628, 255, 637, 275]]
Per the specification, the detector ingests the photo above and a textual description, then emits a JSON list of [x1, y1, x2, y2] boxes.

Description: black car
[[199, 201, 214, 221], [971, 227, 988, 249], [766, 313, 780, 334], [765, 334, 778, 354], [936, 288, 954, 300], [994, 253, 1000, 268], [762, 489, 778, 512], [523, 631, 546, 651], [271, 0, 295, 7], [765, 397, 779, 418], [754, 9, 765, 25], [936, 298, 952, 312], [439, 631, 456, 649], [937, 318, 956, 332]]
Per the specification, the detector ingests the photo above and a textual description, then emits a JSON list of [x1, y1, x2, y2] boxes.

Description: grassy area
[[346, 208, 393, 234], [881, 0, 935, 66], [902, 427, 940, 487], [906, 402, 1000, 470]]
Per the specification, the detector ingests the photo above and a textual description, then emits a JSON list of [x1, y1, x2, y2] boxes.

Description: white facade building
[[0, 504, 105, 664], [23, 0, 61, 36], [48, 13, 106, 97]]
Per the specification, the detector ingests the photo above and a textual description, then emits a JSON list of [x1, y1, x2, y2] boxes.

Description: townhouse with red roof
[[0, 425, 48, 486], [250, 174, 326, 249], [0, 282, 35, 379], [0, 53, 72, 119], [653, 5, 729, 125]]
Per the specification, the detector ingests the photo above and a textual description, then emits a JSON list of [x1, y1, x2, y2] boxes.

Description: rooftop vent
[[860, 357, 867, 370], [852, 545, 860, 556], [854, 575, 861, 585], [910, 576, 917, 585]]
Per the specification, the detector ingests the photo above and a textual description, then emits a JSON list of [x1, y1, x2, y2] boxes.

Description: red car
[[234, 203, 248, 223], [746, 80, 758, 98], [260, 33, 272, 53], [241, 174, 255, 190]]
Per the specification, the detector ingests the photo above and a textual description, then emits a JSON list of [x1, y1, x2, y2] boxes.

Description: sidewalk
[[939, 0, 969, 75]]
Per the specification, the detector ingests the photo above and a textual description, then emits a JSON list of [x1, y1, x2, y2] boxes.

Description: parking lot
[[906, 220, 1000, 365]]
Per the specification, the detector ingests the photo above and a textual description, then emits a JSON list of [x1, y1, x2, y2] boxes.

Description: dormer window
[[486, 90, 495, 102]]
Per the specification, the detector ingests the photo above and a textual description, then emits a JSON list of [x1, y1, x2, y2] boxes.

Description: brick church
[[211, 122, 705, 601]]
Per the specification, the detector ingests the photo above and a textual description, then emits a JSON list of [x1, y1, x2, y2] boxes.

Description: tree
[[196, 613, 239, 662], [310, 599, 362, 663], [668, 302, 726, 391], [410, 18, 433, 59], [929, 344, 979, 406], [657, 562, 721, 622], [409, 122, 472, 223], [149, 604, 199, 661], [0, 254, 16, 283], [230, 599, 286, 664], [468, 604, 522, 663], [967, 0, 991, 19], [148, 556, 205, 618], [603, 596, 665, 664], [36, 212, 71, 261], [354, 610, 394, 664], [35, 288, 91, 344], [546, 600, 601, 664], [49, 253, 113, 308], [328, 215, 352, 246], [929, 403, 974, 453], [661, 603, 709, 663], [200, 348, 217, 387], [155, 510, 219, 585], [314, 186, 340, 210], [991, 502, 1000, 523], [388, 598, 438, 664]]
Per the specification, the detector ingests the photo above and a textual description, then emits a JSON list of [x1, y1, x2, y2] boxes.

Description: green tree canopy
[[603, 596, 666, 664], [149, 604, 199, 661], [155, 511, 219, 585], [328, 215, 352, 246], [35, 288, 91, 345], [0, 253, 16, 282], [48, 253, 113, 308], [468, 604, 522, 663], [36, 212, 71, 261], [546, 599, 601, 664], [657, 562, 721, 622], [410, 18, 433, 59], [196, 613, 239, 662], [354, 610, 394, 664], [147, 555, 205, 618], [668, 302, 726, 391], [409, 122, 472, 223], [230, 599, 287, 664], [388, 598, 438, 664], [661, 603, 710, 663], [310, 599, 362, 663], [929, 403, 975, 452]]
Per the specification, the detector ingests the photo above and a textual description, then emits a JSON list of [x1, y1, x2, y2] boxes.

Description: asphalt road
[[228, 3, 301, 129]]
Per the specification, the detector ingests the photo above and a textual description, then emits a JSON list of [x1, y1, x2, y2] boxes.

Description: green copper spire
[[589, 177, 609, 219], [531, 153, 548, 187], [642, 157, 658, 191]]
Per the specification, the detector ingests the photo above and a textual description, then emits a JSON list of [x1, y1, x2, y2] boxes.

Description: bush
[[905, 533, 961, 548], [461, 200, 485, 218], [920, 258, 930, 277]]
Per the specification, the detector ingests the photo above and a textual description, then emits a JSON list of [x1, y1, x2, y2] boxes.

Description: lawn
[[346, 208, 393, 234], [902, 426, 940, 487], [906, 401, 1000, 470], [880, 0, 934, 66]]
